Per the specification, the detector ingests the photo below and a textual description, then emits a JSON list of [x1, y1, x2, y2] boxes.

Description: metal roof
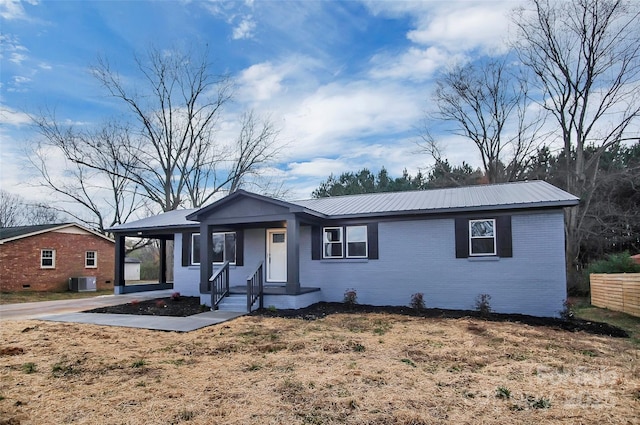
[[293, 180, 578, 218], [110, 181, 578, 233], [109, 208, 198, 232]]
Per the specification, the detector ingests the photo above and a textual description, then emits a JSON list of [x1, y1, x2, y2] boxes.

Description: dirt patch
[[83, 296, 204, 317]]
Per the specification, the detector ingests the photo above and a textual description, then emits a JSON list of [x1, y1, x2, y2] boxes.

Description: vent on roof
[[69, 277, 97, 292]]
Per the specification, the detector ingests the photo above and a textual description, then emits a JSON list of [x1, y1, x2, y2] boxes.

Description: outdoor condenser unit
[[69, 277, 97, 292]]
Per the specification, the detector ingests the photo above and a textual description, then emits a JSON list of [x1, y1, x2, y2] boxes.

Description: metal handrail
[[209, 261, 230, 308], [246, 261, 264, 312]]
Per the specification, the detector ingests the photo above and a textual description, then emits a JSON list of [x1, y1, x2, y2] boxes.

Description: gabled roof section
[[293, 180, 578, 218], [108, 208, 199, 233], [185, 189, 323, 222], [0, 223, 114, 244]]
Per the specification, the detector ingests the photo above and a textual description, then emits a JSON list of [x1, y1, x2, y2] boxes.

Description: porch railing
[[246, 261, 264, 312], [210, 261, 230, 309]]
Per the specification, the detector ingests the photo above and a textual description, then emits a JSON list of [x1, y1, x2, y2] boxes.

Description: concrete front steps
[[216, 294, 251, 313]]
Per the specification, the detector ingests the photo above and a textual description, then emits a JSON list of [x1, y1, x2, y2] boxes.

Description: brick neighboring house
[[0, 223, 115, 292]]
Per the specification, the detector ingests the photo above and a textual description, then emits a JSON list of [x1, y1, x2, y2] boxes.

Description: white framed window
[[212, 232, 236, 264], [85, 251, 97, 268], [323, 227, 343, 258], [191, 233, 201, 265], [41, 249, 56, 268], [469, 219, 496, 256], [346, 225, 368, 258]]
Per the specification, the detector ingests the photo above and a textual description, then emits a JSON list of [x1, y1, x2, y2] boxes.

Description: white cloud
[[0, 0, 35, 20], [369, 46, 462, 81], [237, 62, 284, 102], [0, 105, 30, 126], [232, 15, 256, 40]]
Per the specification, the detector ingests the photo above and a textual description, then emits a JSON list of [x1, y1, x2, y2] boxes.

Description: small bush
[[529, 396, 551, 409], [474, 294, 492, 316], [267, 305, 277, 312], [130, 300, 140, 306], [155, 300, 166, 308], [410, 293, 426, 310], [170, 292, 181, 301], [559, 299, 574, 320], [343, 288, 357, 305], [587, 251, 640, 274]]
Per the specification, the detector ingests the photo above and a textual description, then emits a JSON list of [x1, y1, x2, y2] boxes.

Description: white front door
[[267, 228, 287, 282]]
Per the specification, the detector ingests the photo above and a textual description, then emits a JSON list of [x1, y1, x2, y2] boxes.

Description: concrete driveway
[[0, 290, 245, 332], [0, 290, 175, 321]]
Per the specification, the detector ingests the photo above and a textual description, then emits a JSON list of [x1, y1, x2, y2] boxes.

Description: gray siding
[[300, 211, 567, 317]]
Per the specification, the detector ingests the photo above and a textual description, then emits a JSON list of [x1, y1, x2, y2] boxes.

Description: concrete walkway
[[0, 290, 245, 332]]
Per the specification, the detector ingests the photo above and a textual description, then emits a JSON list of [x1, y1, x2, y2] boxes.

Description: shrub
[[559, 299, 574, 320], [587, 251, 640, 274], [170, 292, 181, 301], [131, 359, 146, 368], [475, 294, 492, 316], [343, 288, 358, 305], [410, 293, 426, 310], [155, 300, 166, 308]]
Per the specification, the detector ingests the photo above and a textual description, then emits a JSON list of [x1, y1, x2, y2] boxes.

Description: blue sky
[[1, 0, 520, 211]]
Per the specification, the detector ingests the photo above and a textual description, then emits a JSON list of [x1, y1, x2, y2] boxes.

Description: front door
[[267, 229, 287, 282]]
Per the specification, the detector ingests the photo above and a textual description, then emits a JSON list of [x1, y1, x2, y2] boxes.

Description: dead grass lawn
[[1, 314, 639, 424]]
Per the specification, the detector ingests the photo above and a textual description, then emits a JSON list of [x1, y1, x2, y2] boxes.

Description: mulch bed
[[83, 296, 204, 317], [253, 302, 629, 338], [84, 296, 629, 338]]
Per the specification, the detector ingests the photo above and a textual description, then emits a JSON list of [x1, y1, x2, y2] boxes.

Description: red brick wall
[[0, 232, 115, 292]]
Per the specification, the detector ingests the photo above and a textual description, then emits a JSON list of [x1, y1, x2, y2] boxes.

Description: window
[[85, 251, 97, 268], [322, 225, 368, 258], [212, 232, 236, 264], [346, 225, 368, 258], [184, 230, 243, 267], [323, 227, 343, 258], [469, 219, 496, 256], [191, 234, 201, 265], [41, 249, 55, 268], [313, 223, 378, 261]]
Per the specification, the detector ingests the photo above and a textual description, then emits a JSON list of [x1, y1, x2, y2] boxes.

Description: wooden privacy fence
[[590, 273, 640, 318]]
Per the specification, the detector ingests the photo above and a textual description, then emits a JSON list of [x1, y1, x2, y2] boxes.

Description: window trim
[[41, 249, 56, 269], [468, 218, 497, 256], [191, 233, 201, 265], [322, 225, 369, 259], [212, 231, 237, 265], [85, 251, 97, 268], [345, 225, 368, 259], [322, 227, 343, 259]]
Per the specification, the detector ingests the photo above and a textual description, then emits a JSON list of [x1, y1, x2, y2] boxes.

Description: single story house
[[109, 180, 579, 317], [0, 223, 115, 292]]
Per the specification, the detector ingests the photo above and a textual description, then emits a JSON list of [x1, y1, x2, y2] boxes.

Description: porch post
[[158, 238, 167, 285], [114, 234, 126, 294], [199, 224, 213, 300], [286, 215, 300, 294]]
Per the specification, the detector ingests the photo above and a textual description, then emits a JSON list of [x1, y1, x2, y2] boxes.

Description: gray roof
[[109, 208, 198, 232], [293, 180, 578, 217], [110, 181, 578, 233]]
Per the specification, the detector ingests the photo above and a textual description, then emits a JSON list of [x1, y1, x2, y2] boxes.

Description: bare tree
[[91, 46, 235, 211], [28, 113, 145, 235], [513, 0, 640, 277], [423, 59, 546, 183], [0, 190, 60, 227]]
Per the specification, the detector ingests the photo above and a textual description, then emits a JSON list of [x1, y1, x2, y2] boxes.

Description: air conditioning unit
[[69, 277, 97, 292]]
